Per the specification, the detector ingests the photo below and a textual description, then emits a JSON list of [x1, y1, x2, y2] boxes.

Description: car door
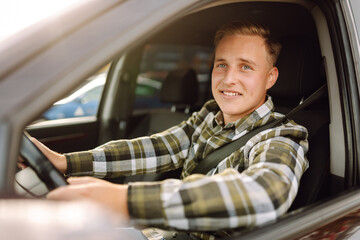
[[0, 0, 211, 191], [14, 0, 207, 155]]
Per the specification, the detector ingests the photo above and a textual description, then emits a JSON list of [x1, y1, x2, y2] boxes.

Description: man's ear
[[266, 67, 279, 90]]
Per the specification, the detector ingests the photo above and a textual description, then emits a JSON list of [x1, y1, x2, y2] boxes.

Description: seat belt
[[191, 84, 327, 175]]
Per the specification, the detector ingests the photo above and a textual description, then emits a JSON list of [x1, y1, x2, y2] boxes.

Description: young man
[[34, 21, 308, 239]]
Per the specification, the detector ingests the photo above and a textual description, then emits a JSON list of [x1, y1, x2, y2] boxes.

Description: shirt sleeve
[[64, 101, 217, 178], [127, 123, 309, 232], [64, 117, 198, 178]]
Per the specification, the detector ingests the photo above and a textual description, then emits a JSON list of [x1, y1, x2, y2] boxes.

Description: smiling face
[[211, 34, 279, 125]]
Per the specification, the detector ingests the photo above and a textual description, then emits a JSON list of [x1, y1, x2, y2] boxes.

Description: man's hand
[[30, 137, 67, 174], [47, 177, 130, 220]]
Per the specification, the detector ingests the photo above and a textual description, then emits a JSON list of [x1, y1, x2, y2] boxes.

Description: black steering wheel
[[20, 132, 68, 191]]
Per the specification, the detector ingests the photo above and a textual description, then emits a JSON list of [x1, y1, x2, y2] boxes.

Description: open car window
[[39, 64, 110, 121]]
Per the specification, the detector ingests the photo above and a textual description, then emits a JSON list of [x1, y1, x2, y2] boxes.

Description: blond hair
[[214, 21, 281, 66]]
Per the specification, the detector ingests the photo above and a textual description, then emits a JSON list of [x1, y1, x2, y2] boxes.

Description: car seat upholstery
[[122, 68, 199, 183], [128, 68, 199, 137], [269, 36, 330, 210]]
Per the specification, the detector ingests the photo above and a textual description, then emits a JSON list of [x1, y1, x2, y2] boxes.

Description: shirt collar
[[213, 96, 275, 133]]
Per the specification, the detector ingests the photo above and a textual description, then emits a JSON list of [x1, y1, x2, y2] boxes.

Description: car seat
[[128, 68, 199, 138], [122, 68, 199, 183], [268, 36, 330, 210]]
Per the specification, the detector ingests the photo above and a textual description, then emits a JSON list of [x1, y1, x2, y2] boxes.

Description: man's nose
[[222, 67, 237, 85]]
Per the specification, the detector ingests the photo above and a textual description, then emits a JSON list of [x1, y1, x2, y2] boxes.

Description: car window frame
[[2, 0, 360, 239], [0, 0, 212, 192]]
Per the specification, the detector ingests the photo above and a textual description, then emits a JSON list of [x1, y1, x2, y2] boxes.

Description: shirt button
[[172, 232, 177, 238]]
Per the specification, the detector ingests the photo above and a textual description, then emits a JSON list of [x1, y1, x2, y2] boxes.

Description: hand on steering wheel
[[20, 132, 68, 191]]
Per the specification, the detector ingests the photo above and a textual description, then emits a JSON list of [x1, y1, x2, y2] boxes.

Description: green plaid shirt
[[65, 97, 308, 239]]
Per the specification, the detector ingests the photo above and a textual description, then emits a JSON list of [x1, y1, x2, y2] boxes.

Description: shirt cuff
[[127, 181, 165, 226], [65, 151, 94, 176]]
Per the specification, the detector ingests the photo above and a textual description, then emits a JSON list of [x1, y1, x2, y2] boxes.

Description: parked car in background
[[42, 73, 106, 120], [1, 0, 360, 239]]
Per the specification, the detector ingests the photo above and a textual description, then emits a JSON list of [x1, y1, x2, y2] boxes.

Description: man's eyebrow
[[238, 57, 257, 66], [214, 57, 226, 62], [213, 57, 257, 66]]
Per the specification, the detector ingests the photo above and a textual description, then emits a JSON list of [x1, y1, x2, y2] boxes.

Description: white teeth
[[223, 91, 240, 96]]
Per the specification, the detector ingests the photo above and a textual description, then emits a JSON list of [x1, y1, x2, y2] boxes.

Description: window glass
[[134, 44, 213, 111], [41, 64, 110, 120]]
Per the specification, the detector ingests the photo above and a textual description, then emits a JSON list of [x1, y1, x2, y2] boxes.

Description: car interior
[[110, 1, 335, 211], [21, 0, 349, 233]]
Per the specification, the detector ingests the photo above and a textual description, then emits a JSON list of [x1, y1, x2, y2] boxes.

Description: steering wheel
[[20, 132, 68, 191]]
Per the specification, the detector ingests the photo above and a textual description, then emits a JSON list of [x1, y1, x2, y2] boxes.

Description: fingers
[[30, 137, 56, 160], [47, 177, 109, 200], [29, 137, 48, 152], [47, 184, 87, 201], [46, 177, 108, 201], [17, 162, 27, 170], [17, 156, 28, 169], [67, 176, 108, 185], [28, 137, 67, 173], [46, 178, 130, 219]]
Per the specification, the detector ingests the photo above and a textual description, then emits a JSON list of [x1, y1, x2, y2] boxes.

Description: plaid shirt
[[65, 97, 308, 239]]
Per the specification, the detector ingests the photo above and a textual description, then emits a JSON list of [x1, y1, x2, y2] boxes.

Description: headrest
[[160, 68, 199, 105], [268, 36, 324, 108]]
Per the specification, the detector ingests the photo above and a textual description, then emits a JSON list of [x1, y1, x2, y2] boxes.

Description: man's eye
[[242, 65, 251, 70], [217, 63, 226, 68]]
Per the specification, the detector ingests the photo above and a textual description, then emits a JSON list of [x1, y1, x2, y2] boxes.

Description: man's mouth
[[222, 91, 241, 96]]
